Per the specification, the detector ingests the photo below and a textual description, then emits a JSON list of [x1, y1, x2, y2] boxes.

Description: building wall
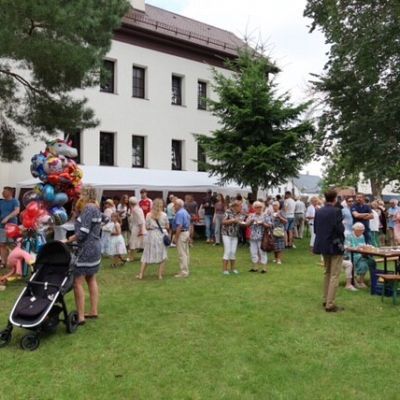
[[0, 38, 228, 188]]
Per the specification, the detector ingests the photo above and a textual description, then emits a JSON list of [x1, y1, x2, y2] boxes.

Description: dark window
[[65, 131, 81, 164], [172, 75, 182, 105], [172, 140, 182, 170], [100, 60, 115, 93], [132, 66, 145, 98], [132, 135, 145, 168], [100, 132, 114, 166], [197, 143, 206, 172], [198, 81, 207, 110]]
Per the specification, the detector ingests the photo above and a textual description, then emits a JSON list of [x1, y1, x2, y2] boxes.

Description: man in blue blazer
[[313, 190, 345, 312]]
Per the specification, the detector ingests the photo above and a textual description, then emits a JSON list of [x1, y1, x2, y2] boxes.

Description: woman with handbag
[[221, 200, 245, 275], [137, 198, 169, 280], [271, 201, 287, 265], [245, 201, 271, 273]]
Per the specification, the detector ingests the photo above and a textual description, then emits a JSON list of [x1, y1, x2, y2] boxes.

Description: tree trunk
[[370, 179, 383, 199], [251, 186, 258, 200]]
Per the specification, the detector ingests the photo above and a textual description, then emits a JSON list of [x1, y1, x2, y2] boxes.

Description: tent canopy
[[16, 166, 249, 198]]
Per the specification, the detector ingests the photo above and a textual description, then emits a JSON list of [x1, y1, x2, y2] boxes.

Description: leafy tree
[[320, 145, 359, 192], [196, 48, 316, 197], [305, 0, 400, 197], [0, 0, 129, 161]]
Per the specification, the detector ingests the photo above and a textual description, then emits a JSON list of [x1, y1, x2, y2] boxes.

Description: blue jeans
[[204, 214, 214, 240]]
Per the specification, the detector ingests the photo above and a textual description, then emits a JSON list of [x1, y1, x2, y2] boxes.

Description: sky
[[146, 0, 328, 176]]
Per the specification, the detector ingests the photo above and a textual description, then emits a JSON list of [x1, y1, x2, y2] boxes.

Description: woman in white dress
[[137, 198, 169, 280], [101, 199, 116, 256], [127, 196, 145, 261]]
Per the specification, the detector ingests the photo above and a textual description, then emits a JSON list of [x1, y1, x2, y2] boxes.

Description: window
[[100, 60, 115, 93], [100, 132, 115, 166], [197, 143, 206, 172], [132, 66, 145, 98], [132, 135, 145, 168], [198, 81, 207, 110], [171, 75, 182, 105], [65, 131, 81, 164], [171, 140, 182, 170]]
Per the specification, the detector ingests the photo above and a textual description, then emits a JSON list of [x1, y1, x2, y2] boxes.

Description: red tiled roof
[[122, 4, 245, 57]]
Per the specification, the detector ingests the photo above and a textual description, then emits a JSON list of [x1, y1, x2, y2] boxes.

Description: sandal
[[84, 314, 98, 319]]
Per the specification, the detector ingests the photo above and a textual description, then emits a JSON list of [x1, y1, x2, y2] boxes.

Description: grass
[[1, 238, 400, 400]]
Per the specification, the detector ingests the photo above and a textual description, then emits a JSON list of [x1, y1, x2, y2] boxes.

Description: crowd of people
[[1, 184, 400, 320]]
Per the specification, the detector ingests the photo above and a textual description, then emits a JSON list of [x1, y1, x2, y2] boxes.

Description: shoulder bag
[[261, 227, 275, 252], [155, 219, 171, 247]]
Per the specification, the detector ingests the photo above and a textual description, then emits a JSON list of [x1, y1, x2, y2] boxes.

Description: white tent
[[16, 165, 249, 200]]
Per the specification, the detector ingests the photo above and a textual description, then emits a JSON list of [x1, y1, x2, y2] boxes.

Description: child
[[108, 213, 128, 267], [0, 243, 35, 287]]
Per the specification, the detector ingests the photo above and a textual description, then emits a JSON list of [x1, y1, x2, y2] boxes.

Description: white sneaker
[[231, 269, 239, 274], [223, 271, 230, 275], [277, 260, 282, 265], [345, 285, 358, 292], [170, 243, 176, 248], [292, 244, 296, 249]]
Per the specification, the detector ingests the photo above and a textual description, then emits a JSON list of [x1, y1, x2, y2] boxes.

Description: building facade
[[0, 0, 244, 188]]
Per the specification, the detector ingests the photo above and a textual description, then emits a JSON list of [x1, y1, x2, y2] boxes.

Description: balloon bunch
[[23, 138, 83, 229]]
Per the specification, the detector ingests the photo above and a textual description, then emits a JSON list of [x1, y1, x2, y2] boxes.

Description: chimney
[[130, 0, 145, 12]]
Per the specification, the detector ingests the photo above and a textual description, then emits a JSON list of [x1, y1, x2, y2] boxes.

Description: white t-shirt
[[370, 209, 380, 232], [306, 205, 316, 224], [284, 198, 296, 218]]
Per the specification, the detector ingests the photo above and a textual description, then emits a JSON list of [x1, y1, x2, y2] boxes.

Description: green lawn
[[1, 239, 400, 400]]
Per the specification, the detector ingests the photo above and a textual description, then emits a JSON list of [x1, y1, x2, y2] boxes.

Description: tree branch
[[0, 68, 51, 99]]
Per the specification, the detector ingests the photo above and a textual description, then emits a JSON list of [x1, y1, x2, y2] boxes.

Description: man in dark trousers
[[313, 190, 345, 313]]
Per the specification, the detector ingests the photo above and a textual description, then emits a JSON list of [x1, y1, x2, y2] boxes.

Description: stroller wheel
[[0, 330, 12, 348], [20, 333, 40, 351], [66, 311, 79, 334]]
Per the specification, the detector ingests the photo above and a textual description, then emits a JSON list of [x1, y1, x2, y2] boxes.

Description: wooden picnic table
[[347, 246, 400, 285]]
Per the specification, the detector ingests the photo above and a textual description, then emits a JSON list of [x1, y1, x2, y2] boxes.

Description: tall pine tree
[[197, 48, 316, 196], [0, 0, 129, 161]]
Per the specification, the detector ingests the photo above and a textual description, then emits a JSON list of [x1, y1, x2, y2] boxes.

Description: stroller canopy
[[35, 241, 72, 268]]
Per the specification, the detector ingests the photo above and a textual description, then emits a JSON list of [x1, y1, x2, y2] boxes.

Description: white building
[[0, 0, 244, 190]]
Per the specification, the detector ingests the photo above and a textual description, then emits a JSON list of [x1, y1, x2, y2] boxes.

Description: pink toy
[[4, 245, 35, 279]]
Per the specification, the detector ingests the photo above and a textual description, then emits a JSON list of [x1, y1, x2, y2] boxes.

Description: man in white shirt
[[284, 191, 296, 248], [306, 196, 319, 249], [294, 196, 306, 239]]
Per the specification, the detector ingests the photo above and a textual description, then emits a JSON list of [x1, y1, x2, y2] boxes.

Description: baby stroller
[[0, 241, 79, 351]]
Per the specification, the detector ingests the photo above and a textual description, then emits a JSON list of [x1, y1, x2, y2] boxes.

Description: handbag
[[272, 226, 285, 238], [261, 227, 275, 252], [155, 219, 171, 247]]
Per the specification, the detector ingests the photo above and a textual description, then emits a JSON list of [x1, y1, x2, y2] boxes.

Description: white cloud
[[178, 0, 328, 104]]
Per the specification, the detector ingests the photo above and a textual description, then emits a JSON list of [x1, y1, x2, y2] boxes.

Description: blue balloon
[[52, 192, 69, 206], [50, 206, 68, 226], [30, 153, 47, 181], [43, 184, 55, 202]]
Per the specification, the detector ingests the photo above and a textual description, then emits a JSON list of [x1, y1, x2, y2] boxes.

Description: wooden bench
[[375, 257, 399, 263], [376, 274, 400, 305]]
